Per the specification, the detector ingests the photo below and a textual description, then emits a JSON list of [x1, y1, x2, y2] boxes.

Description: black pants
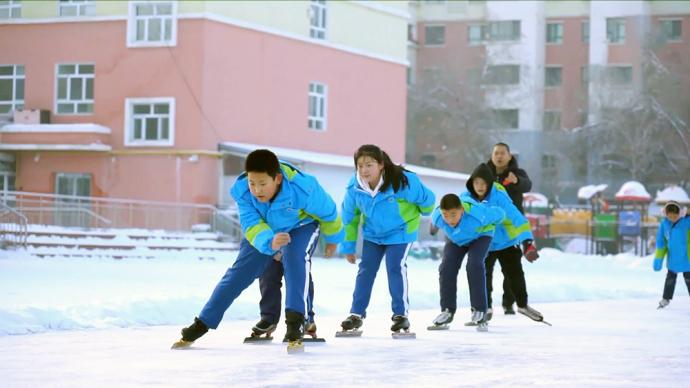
[[259, 258, 316, 325], [485, 245, 528, 309], [439, 236, 491, 314], [662, 270, 690, 300]]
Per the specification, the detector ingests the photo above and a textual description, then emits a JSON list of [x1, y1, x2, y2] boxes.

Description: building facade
[[408, 0, 690, 199], [0, 0, 410, 205]]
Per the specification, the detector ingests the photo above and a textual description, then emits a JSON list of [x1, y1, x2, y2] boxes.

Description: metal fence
[[0, 200, 28, 248], [0, 191, 241, 240]]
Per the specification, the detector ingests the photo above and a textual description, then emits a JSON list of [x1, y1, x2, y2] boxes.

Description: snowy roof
[[1, 123, 111, 134], [219, 142, 470, 181], [615, 181, 651, 202], [0, 143, 111, 152], [655, 185, 690, 205], [578, 184, 608, 200], [523, 192, 548, 207]]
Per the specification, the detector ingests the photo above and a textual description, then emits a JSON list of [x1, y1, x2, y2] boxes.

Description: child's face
[[247, 172, 282, 203], [441, 207, 464, 227], [666, 211, 680, 223], [356, 156, 384, 186], [472, 178, 488, 198]]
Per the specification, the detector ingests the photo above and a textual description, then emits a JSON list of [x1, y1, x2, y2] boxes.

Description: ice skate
[[335, 314, 363, 337]]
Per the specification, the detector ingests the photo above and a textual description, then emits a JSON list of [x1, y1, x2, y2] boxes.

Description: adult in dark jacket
[[485, 143, 539, 315]]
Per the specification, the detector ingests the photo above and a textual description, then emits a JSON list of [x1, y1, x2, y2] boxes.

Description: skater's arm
[[511, 168, 532, 193], [653, 223, 667, 271], [405, 172, 436, 215], [302, 177, 344, 244], [235, 196, 277, 255], [340, 190, 361, 255]]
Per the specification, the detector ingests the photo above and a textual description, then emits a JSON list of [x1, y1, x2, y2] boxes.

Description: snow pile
[[655, 185, 690, 204], [615, 181, 651, 202], [577, 184, 608, 200], [0, 247, 662, 336]]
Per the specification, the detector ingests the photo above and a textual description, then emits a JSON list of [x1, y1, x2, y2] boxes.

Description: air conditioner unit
[[13, 109, 51, 124]]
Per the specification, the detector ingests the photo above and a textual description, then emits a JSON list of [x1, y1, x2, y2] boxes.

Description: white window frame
[[545, 66, 562, 88], [58, 0, 96, 17], [124, 97, 175, 147], [55, 63, 94, 116], [581, 20, 590, 43], [659, 18, 682, 43], [424, 24, 446, 46], [0, 64, 24, 116], [308, 82, 327, 132], [468, 23, 486, 46], [607, 17, 626, 44], [0, 0, 21, 19], [546, 22, 563, 44], [127, 1, 178, 48], [309, 0, 327, 40], [543, 110, 562, 131], [488, 20, 521, 42]]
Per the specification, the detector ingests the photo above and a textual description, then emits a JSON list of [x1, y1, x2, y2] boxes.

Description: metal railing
[[0, 191, 242, 241], [0, 200, 28, 248]]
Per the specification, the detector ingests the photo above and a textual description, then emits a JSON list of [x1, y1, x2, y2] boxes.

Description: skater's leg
[[484, 252, 498, 309], [663, 270, 678, 300], [282, 223, 320, 316], [384, 243, 413, 317], [466, 236, 491, 313], [440, 241, 467, 314], [259, 259, 283, 324], [498, 246, 529, 308], [199, 239, 273, 329], [683, 272, 690, 297], [350, 240, 386, 317], [502, 275, 516, 309]]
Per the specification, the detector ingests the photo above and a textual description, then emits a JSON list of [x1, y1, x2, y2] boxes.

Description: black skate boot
[[518, 305, 552, 326], [172, 317, 208, 349], [503, 304, 516, 315], [244, 319, 278, 343], [391, 315, 415, 339], [427, 308, 453, 330], [336, 314, 363, 337], [285, 311, 305, 354]]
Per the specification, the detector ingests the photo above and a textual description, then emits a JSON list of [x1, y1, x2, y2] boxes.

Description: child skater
[[654, 200, 690, 309]]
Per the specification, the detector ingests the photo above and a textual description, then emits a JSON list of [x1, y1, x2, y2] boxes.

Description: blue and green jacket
[[340, 170, 436, 254], [431, 195, 506, 247], [231, 162, 344, 256], [462, 163, 533, 252], [654, 216, 690, 272]]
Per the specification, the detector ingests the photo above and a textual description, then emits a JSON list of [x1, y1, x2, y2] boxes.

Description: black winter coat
[[486, 157, 532, 214]]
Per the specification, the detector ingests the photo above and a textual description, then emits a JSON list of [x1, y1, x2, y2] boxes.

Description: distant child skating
[[653, 200, 690, 309]]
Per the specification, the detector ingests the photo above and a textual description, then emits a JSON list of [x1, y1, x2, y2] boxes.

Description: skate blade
[[287, 341, 304, 354], [427, 324, 449, 331], [243, 336, 273, 344], [283, 337, 326, 343], [464, 321, 478, 327], [335, 330, 363, 338], [391, 331, 416, 339], [171, 339, 193, 349], [476, 325, 488, 332], [540, 320, 553, 326]]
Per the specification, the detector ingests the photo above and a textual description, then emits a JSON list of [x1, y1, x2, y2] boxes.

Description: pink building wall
[[0, 18, 407, 204]]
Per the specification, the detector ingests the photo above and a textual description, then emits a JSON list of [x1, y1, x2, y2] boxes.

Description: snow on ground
[[1, 247, 688, 386]]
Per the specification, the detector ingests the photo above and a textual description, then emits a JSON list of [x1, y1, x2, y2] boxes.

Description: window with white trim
[[425, 25, 445, 45], [492, 109, 519, 129], [468, 24, 486, 45], [0, 0, 21, 19], [543, 111, 561, 131], [545, 66, 562, 87], [128, 1, 177, 47], [308, 83, 327, 131], [59, 0, 95, 17], [546, 22, 563, 44], [484, 65, 520, 85], [660, 19, 682, 42], [604, 66, 633, 85], [581, 20, 590, 43], [309, 0, 327, 40], [56, 64, 94, 115], [607, 18, 626, 43], [125, 97, 175, 146], [488, 20, 520, 41], [0, 65, 24, 115]]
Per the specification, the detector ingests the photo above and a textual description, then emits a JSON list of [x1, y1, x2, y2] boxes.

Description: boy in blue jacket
[[428, 193, 505, 332], [339, 145, 435, 335], [461, 163, 544, 323], [654, 200, 690, 309], [173, 149, 343, 349]]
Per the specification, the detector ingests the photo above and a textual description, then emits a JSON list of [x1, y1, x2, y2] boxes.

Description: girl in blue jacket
[[173, 149, 343, 349], [339, 144, 436, 334], [428, 193, 505, 331], [654, 200, 690, 309]]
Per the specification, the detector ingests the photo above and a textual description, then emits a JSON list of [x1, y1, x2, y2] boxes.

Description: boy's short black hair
[[665, 203, 680, 214], [245, 149, 281, 178], [440, 193, 462, 210], [493, 142, 511, 153]]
